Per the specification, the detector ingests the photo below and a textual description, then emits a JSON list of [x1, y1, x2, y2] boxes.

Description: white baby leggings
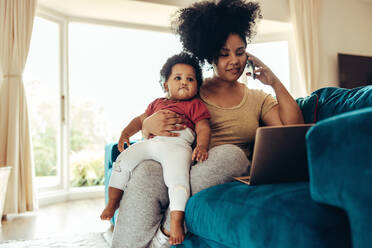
[[109, 128, 195, 212]]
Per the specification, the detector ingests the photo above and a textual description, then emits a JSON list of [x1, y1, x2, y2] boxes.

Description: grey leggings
[[111, 144, 250, 248]]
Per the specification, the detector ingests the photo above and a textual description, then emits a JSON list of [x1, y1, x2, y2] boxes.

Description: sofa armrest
[[306, 107, 372, 248], [104, 143, 121, 225], [104, 143, 120, 191], [103, 141, 138, 225]]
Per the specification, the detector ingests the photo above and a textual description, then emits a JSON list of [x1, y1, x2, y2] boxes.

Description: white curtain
[[0, 0, 37, 214], [289, 0, 320, 94]]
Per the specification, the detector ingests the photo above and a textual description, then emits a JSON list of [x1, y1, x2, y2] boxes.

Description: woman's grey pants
[[111, 144, 250, 248]]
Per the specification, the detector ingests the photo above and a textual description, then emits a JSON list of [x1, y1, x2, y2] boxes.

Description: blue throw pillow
[[296, 94, 319, 123]]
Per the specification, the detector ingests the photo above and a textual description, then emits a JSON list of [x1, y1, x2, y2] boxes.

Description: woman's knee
[[210, 144, 245, 155], [127, 160, 168, 200], [130, 160, 162, 183], [209, 144, 249, 173], [190, 144, 249, 194]]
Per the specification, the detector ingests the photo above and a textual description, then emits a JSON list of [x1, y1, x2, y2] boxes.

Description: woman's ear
[[211, 57, 219, 70], [212, 62, 217, 74]]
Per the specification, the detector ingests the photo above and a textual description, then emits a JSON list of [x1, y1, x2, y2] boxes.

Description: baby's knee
[[171, 185, 190, 197], [168, 185, 190, 211]]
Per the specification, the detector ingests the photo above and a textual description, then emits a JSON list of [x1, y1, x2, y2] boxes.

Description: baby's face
[[164, 64, 198, 101]]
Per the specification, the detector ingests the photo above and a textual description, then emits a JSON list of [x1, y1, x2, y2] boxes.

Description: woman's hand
[[246, 52, 304, 125], [118, 132, 130, 152], [246, 52, 280, 86], [142, 110, 186, 138], [192, 145, 208, 162]]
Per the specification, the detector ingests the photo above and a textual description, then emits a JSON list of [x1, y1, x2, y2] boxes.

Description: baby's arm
[[118, 112, 148, 152], [191, 119, 211, 162]]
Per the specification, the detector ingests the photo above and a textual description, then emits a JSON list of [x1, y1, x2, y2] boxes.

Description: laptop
[[234, 124, 314, 186]]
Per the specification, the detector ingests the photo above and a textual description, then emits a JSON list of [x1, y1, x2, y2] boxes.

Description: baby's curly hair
[[171, 0, 262, 64], [159, 52, 203, 92]]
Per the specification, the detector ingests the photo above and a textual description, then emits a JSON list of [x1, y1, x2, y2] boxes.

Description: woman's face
[[213, 33, 247, 82]]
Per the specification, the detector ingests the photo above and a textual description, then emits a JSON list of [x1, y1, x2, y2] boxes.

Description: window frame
[[34, 8, 176, 206]]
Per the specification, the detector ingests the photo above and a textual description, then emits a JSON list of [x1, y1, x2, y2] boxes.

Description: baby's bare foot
[[169, 222, 185, 245], [169, 211, 185, 245], [100, 201, 120, 220]]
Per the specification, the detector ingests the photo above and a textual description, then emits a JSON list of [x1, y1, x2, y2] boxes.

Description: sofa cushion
[[178, 232, 230, 248], [296, 94, 319, 123], [184, 182, 350, 248], [313, 86, 372, 121]]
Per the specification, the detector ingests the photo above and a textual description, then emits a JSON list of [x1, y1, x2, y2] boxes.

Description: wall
[[318, 0, 372, 88], [258, 0, 290, 23], [261, 0, 372, 90]]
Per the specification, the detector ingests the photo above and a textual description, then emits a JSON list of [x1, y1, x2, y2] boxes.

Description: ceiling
[[37, 0, 291, 35]]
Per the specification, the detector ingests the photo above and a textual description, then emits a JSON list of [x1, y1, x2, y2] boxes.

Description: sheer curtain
[[289, 0, 320, 94], [0, 0, 37, 214]]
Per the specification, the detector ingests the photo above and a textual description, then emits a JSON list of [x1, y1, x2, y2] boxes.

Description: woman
[[111, 1, 303, 247]]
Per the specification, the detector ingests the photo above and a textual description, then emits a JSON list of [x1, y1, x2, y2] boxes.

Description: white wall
[[258, 0, 290, 23], [261, 0, 372, 90], [318, 0, 372, 88]]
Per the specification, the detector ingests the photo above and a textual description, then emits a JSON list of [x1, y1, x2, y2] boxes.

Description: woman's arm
[[246, 53, 304, 125], [260, 82, 304, 126], [142, 110, 186, 138], [271, 80, 304, 124]]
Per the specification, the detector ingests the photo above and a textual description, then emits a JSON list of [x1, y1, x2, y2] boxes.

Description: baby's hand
[[192, 145, 208, 162], [118, 132, 130, 152]]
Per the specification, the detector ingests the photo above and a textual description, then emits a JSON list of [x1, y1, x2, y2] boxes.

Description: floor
[[0, 198, 113, 242]]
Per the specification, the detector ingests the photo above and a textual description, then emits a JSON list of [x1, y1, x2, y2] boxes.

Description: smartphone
[[246, 59, 256, 80]]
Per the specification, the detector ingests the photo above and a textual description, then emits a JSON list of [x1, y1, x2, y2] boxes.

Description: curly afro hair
[[171, 0, 262, 65], [159, 52, 203, 92]]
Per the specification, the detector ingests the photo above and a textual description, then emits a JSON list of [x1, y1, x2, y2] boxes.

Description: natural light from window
[[246, 41, 290, 96], [24, 16, 291, 191], [68, 23, 182, 187]]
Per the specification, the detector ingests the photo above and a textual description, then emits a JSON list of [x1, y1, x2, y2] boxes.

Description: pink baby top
[[145, 97, 211, 131]]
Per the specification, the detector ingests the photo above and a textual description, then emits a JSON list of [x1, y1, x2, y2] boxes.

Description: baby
[[100, 52, 211, 245]]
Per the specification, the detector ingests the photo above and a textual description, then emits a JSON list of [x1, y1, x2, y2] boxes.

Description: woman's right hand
[[246, 52, 280, 86], [142, 110, 186, 138]]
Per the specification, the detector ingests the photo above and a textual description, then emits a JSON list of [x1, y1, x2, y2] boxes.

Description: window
[[245, 41, 290, 96], [68, 22, 182, 187], [24, 16, 62, 189]]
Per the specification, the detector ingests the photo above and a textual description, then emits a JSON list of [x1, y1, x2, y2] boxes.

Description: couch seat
[[182, 182, 350, 248]]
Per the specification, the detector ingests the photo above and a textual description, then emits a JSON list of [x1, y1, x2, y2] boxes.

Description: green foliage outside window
[[68, 102, 110, 187], [31, 101, 58, 177], [32, 99, 110, 187], [70, 153, 104, 187], [33, 125, 57, 176]]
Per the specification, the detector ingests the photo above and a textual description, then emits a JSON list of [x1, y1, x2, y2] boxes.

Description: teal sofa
[[104, 86, 372, 248]]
